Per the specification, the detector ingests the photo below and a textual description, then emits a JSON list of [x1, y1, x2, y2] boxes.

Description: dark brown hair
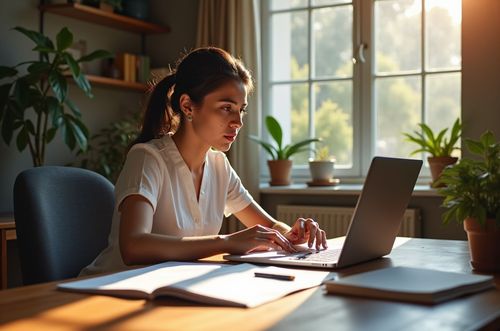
[[133, 47, 253, 145]]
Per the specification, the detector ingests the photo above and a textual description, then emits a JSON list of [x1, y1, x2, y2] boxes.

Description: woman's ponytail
[[133, 73, 178, 145]]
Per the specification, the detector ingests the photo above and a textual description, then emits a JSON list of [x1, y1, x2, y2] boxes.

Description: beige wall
[[0, 0, 198, 212], [462, 0, 500, 142]]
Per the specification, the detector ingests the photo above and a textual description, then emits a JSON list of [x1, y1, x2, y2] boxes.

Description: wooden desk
[[0, 216, 16, 290], [0, 238, 499, 330]]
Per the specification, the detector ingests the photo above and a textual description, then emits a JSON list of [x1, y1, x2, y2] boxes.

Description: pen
[[254, 272, 295, 281]]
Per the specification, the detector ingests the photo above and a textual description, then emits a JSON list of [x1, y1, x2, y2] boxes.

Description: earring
[[186, 114, 192, 122]]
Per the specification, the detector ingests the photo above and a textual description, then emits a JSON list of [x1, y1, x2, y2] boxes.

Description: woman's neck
[[171, 126, 209, 172]]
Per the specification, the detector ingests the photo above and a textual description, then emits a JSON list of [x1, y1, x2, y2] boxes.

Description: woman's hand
[[224, 224, 297, 255], [284, 218, 328, 251]]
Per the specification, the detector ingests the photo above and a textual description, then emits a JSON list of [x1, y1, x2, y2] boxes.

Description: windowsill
[[259, 183, 440, 197]]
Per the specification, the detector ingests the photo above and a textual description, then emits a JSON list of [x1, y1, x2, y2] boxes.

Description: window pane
[[272, 11, 309, 81], [272, 83, 309, 165], [375, 0, 421, 73], [375, 76, 421, 157], [271, 0, 308, 11], [425, 73, 461, 137], [313, 81, 353, 166], [312, 5, 353, 78], [312, 0, 352, 6], [426, 0, 461, 70]]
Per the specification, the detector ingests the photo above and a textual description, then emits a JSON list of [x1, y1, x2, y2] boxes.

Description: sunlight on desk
[[2, 286, 319, 331]]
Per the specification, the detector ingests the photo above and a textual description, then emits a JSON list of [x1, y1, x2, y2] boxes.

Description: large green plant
[[250, 115, 320, 160], [438, 131, 500, 226], [76, 111, 140, 183], [403, 118, 462, 157], [0, 27, 112, 166]]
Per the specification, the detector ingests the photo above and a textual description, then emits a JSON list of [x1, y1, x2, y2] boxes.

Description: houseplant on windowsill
[[403, 118, 461, 187], [0, 27, 112, 166], [308, 145, 338, 186], [250, 115, 320, 186], [437, 131, 500, 272]]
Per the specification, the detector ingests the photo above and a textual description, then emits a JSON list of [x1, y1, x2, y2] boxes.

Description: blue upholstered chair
[[13, 166, 114, 285]]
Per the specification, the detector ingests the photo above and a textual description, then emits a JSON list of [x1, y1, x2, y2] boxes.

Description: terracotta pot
[[464, 217, 500, 272], [428, 156, 458, 187], [309, 160, 335, 182], [267, 160, 292, 186]]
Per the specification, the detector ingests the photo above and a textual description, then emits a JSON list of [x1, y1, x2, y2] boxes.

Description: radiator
[[276, 205, 421, 238]]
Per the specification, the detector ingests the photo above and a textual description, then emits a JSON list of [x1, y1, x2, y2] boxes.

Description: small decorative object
[[0, 27, 112, 166], [308, 146, 339, 186], [403, 118, 461, 187], [438, 131, 500, 272], [250, 115, 320, 186], [122, 0, 150, 20]]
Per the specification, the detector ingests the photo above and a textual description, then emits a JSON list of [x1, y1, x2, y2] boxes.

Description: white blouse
[[80, 135, 254, 275]]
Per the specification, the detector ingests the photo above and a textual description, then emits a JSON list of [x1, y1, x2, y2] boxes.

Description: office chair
[[13, 166, 114, 285]]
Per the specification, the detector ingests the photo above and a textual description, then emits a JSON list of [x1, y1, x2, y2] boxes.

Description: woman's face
[[190, 80, 248, 152]]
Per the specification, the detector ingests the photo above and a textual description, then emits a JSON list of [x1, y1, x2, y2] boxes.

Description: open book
[[58, 262, 330, 308], [325, 266, 495, 304]]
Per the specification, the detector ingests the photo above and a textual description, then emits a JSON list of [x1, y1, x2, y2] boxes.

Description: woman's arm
[[119, 195, 296, 265]]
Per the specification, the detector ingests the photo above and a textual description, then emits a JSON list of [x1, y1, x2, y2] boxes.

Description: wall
[[0, 0, 199, 214], [462, 0, 500, 142]]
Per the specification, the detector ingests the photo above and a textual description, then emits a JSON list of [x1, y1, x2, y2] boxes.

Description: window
[[261, 0, 461, 180]]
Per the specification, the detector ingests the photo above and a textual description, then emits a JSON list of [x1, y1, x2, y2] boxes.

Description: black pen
[[254, 272, 295, 281]]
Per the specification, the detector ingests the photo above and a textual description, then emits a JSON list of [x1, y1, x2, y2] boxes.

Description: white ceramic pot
[[308, 160, 335, 182]]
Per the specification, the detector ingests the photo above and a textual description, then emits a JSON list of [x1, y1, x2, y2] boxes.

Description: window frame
[[260, 0, 461, 183]]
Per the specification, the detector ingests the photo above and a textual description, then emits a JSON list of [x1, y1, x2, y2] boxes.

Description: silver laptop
[[224, 157, 422, 269]]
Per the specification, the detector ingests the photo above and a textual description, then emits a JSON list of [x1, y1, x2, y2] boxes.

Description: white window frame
[[260, 0, 461, 183]]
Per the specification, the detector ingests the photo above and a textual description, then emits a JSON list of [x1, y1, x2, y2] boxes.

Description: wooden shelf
[[40, 3, 170, 34], [85, 75, 147, 91]]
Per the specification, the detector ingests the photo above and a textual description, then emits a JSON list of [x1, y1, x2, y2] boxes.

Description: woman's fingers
[[256, 228, 296, 252]]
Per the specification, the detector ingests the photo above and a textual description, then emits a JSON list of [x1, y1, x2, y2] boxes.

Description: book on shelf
[[324, 266, 495, 304], [113, 52, 150, 83], [58, 261, 329, 308]]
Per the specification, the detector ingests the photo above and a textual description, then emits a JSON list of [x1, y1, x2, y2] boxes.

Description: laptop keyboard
[[294, 249, 341, 262]]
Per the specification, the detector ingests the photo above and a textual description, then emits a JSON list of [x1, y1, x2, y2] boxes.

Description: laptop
[[224, 156, 423, 269]]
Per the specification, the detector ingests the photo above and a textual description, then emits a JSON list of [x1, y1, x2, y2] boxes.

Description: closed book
[[58, 262, 329, 308], [325, 266, 495, 304]]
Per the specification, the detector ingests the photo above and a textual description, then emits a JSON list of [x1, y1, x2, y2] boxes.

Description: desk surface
[[0, 238, 499, 331]]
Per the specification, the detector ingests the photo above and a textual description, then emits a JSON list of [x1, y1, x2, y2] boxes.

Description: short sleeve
[[223, 156, 254, 217], [114, 145, 164, 212]]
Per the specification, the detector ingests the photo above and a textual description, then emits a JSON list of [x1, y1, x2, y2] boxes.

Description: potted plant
[[0, 27, 112, 166], [75, 111, 140, 183], [403, 118, 462, 187], [437, 131, 500, 272], [250, 115, 319, 186], [308, 145, 338, 186]]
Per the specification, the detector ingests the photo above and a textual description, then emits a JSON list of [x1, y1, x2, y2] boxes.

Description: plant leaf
[[27, 62, 51, 75], [77, 49, 113, 62], [285, 138, 321, 159], [63, 52, 81, 78], [73, 73, 92, 98], [64, 98, 81, 117], [16, 127, 29, 151], [56, 27, 73, 51], [0, 66, 18, 79], [249, 135, 278, 159], [13, 27, 54, 50], [45, 127, 57, 143], [0, 84, 12, 122], [49, 71, 68, 102], [265, 116, 283, 150]]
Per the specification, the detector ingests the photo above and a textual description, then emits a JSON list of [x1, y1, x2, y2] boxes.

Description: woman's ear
[[179, 94, 193, 117]]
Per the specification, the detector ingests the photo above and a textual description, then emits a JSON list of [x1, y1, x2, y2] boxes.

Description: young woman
[[81, 47, 327, 275]]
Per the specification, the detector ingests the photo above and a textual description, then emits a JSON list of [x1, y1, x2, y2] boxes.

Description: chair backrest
[[14, 166, 114, 285]]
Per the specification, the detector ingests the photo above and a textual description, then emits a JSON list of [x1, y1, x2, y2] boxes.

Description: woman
[[81, 47, 327, 275]]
